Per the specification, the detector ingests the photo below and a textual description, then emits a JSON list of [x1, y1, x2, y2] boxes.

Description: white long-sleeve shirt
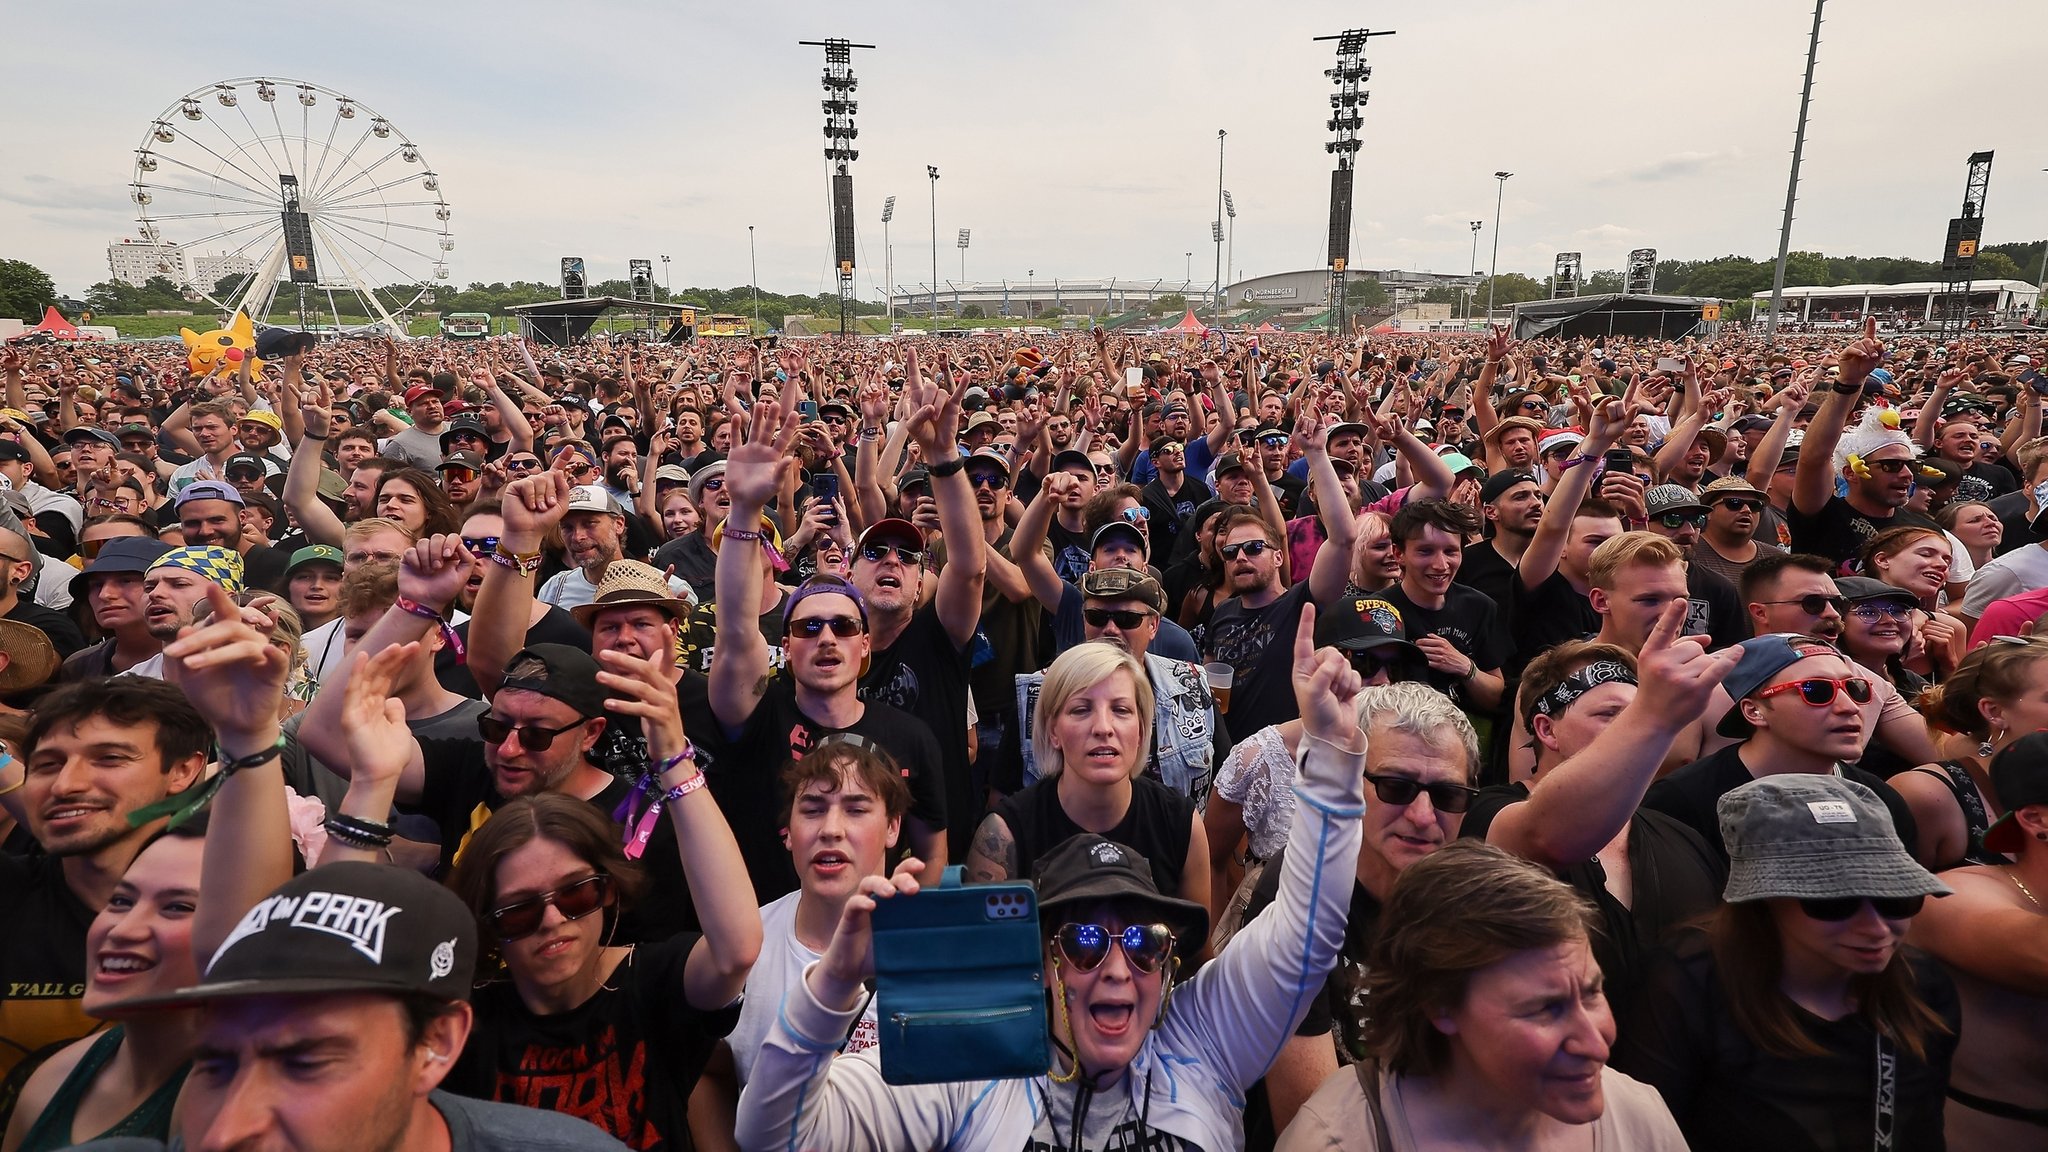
[[735, 737, 1368, 1152]]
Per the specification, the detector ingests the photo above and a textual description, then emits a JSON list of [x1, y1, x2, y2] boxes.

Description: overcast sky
[[6, 0, 2045, 300]]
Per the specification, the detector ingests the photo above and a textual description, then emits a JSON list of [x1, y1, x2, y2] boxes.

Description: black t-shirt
[[860, 604, 976, 860], [1988, 487, 2039, 555], [436, 606, 590, 699], [1640, 744, 1920, 873], [992, 774, 1194, 897], [1047, 520, 1092, 584], [1613, 930, 1959, 1152], [1950, 459, 2016, 503], [1684, 563, 1752, 652], [4, 599, 85, 659], [1382, 583, 1506, 707], [1140, 474, 1210, 560], [677, 599, 784, 676], [1785, 497, 1936, 573], [717, 679, 949, 904], [0, 854, 96, 1120], [1243, 847, 1381, 1053], [652, 531, 718, 604], [449, 935, 739, 1151], [241, 543, 289, 595], [1201, 581, 1313, 737], [1454, 538, 1517, 613], [1461, 784, 1725, 1013], [1507, 569, 1599, 674]]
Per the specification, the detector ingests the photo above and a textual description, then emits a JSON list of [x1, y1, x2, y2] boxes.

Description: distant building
[[107, 238, 187, 287], [191, 252, 259, 289]]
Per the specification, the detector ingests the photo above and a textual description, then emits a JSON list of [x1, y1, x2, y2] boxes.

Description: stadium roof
[[1751, 279, 2039, 299]]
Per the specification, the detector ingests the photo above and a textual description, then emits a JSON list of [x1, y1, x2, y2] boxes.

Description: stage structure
[[1937, 151, 1994, 338], [560, 257, 587, 300], [804, 37, 874, 335], [1314, 26, 1394, 333], [1624, 248, 1658, 295], [1551, 252, 1582, 299], [506, 296, 697, 346], [628, 259, 655, 303]]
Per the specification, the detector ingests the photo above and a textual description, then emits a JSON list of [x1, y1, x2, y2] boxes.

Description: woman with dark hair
[[1615, 775, 1960, 1151], [373, 466, 461, 539], [3, 823, 207, 1152], [1860, 525, 1965, 680], [1894, 635, 2048, 870], [1277, 840, 1683, 1150]]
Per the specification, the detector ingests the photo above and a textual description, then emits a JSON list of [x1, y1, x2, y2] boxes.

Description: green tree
[[1473, 273, 1547, 310], [213, 274, 248, 298], [1346, 278, 1389, 308], [0, 259, 56, 323], [1582, 270, 1625, 295], [1039, 305, 1064, 319], [1155, 293, 1187, 315], [1419, 285, 1465, 306], [960, 303, 986, 319], [1974, 250, 2024, 282]]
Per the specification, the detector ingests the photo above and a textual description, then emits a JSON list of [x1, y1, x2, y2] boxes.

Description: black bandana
[[1529, 660, 1637, 730]]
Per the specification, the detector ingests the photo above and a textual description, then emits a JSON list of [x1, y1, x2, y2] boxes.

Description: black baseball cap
[[1480, 470, 1537, 503], [1315, 595, 1425, 662], [1984, 732, 2048, 855], [497, 644, 608, 719], [104, 862, 476, 1015], [1034, 834, 1208, 959]]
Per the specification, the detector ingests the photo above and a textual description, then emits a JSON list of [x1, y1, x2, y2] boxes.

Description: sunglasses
[[1120, 506, 1150, 523], [504, 457, 541, 472], [477, 713, 588, 751], [1054, 922, 1175, 975], [487, 874, 612, 941], [1364, 772, 1479, 814], [1760, 594, 1847, 617], [860, 542, 923, 566], [1084, 607, 1154, 630], [441, 467, 477, 483], [1847, 601, 1913, 621], [1796, 894, 1924, 922], [1257, 435, 1289, 447], [1715, 498, 1763, 513], [1519, 399, 1548, 411], [966, 471, 1008, 490], [699, 476, 725, 492], [1656, 511, 1709, 530], [1867, 458, 1913, 475], [1347, 648, 1405, 680], [790, 614, 864, 639], [1753, 676, 1874, 708], [1219, 540, 1272, 560], [462, 535, 501, 555]]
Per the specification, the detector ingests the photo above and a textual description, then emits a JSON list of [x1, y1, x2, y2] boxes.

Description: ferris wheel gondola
[[129, 76, 451, 335]]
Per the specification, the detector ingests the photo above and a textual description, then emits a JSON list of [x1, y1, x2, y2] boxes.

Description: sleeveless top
[[994, 773, 1195, 897], [17, 1026, 186, 1152], [1908, 760, 2005, 868], [1014, 652, 1218, 804]]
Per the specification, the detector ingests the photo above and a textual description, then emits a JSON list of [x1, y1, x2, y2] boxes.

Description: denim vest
[[1016, 652, 1217, 803]]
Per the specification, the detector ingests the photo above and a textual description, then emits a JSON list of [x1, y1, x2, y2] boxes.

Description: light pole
[[659, 254, 670, 299], [1213, 129, 1226, 318], [2036, 169, 2048, 296], [1767, 0, 1826, 338], [1224, 191, 1237, 297], [927, 166, 940, 326], [1466, 221, 1482, 320], [747, 225, 761, 332], [1486, 172, 1512, 322], [882, 196, 896, 323], [958, 229, 970, 282], [1184, 251, 1191, 284]]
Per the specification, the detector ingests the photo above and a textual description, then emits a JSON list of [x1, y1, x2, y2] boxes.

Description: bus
[[700, 313, 753, 338], [440, 313, 492, 338]]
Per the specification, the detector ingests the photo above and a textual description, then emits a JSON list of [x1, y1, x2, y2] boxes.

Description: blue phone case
[[870, 866, 1048, 1086]]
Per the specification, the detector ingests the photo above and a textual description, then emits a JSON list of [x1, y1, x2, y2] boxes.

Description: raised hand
[[340, 642, 422, 793], [1838, 317, 1885, 386], [594, 646, 685, 760], [724, 399, 801, 513], [397, 533, 476, 612], [1633, 600, 1741, 726], [1291, 604, 1366, 751], [500, 469, 572, 550], [163, 583, 288, 748], [814, 856, 926, 1006]]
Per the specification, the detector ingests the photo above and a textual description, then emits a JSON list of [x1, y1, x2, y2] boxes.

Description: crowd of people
[[0, 313, 2044, 1150]]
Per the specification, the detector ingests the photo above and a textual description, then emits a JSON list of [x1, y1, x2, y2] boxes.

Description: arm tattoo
[[967, 814, 1017, 884]]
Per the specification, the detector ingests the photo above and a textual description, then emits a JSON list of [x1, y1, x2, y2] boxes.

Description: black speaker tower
[[806, 37, 875, 335]]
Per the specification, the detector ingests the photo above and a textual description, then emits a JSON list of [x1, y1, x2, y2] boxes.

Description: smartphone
[[811, 471, 839, 519], [2022, 369, 2047, 396], [871, 870, 1046, 1086], [1655, 357, 1683, 375], [1603, 449, 1635, 476], [1124, 365, 1146, 400], [798, 400, 819, 419]]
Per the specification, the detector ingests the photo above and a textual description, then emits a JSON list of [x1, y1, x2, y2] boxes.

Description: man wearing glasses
[[1138, 437, 1210, 561], [1789, 320, 1938, 568], [1246, 682, 1483, 1139], [711, 400, 951, 894], [1689, 474, 1785, 587], [1644, 633, 1921, 872]]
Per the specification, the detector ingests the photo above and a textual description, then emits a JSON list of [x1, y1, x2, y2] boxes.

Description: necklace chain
[[2010, 869, 2042, 908]]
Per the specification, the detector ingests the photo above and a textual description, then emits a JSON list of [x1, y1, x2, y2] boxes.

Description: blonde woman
[[965, 640, 1210, 915]]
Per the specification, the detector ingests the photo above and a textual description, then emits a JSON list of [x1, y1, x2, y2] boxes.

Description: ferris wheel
[[129, 76, 452, 334]]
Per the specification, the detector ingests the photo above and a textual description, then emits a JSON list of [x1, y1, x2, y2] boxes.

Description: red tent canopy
[[1167, 308, 1207, 334], [1252, 321, 1283, 333], [30, 307, 79, 339]]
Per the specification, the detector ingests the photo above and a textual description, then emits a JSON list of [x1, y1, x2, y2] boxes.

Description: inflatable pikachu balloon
[[180, 312, 262, 378]]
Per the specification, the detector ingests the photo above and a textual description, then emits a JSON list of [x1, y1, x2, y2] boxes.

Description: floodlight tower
[[958, 229, 970, 282], [1224, 190, 1237, 292], [1314, 27, 1394, 333], [804, 37, 874, 334], [1937, 151, 1995, 337], [881, 196, 896, 322]]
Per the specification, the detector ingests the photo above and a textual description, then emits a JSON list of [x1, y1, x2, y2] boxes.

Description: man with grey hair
[[1238, 681, 1481, 1141]]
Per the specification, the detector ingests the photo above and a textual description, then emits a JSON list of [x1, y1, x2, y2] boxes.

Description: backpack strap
[[1352, 1057, 1395, 1150]]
